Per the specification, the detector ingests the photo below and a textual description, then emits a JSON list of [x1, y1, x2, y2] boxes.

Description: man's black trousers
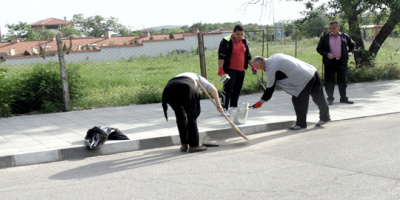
[[162, 77, 201, 147], [324, 60, 348, 102], [292, 72, 330, 128], [221, 68, 245, 110]]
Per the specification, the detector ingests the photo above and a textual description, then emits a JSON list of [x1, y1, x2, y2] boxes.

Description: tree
[[365, 0, 400, 63], [5, 21, 56, 41], [25, 28, 40, 41], [294, 11, 329, 38], [38, 30, 56, 40], [5, 22, 30, 39], [316, 0, 400, 66], [118, 26, 131, 36], [161, 28, 184, 34], [293, 0, 400, 66], [59, 27, 81, 37], [72, 14, 131, 37]]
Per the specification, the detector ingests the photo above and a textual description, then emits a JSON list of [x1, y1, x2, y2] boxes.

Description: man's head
[[329, 21, 340, 36], [232, 25, 245, 41], [250, 56, 266, 71]]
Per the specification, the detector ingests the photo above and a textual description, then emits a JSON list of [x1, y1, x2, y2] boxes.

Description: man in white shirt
[[162, 72, 223, 152]]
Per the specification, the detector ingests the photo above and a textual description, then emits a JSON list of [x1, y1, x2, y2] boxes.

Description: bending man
[[162, 72, 223, 152], [251, 54, 331, 130]]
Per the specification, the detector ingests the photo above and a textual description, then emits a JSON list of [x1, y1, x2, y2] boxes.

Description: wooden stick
[[196, 79, 249, 141]]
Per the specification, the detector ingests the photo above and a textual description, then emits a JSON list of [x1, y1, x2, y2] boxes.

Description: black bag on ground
[[85, 126, 129, 150]]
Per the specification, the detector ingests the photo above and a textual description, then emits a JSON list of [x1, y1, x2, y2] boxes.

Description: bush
[[9, 62, 82, 115], [0, 67, 13, 117], [348, 62, 400, 83], [23, 50, 31, 56], [135, 85, 162, 104]]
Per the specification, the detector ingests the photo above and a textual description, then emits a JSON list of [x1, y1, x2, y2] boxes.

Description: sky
[[0, 0, 321, 34]]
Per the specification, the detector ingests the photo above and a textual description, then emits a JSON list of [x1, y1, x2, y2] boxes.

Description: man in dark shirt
[[317, 21, 355, 105]]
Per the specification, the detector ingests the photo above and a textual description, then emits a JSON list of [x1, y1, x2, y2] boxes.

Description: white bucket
[[230, 102, 249, 124], [220, 74, 231, 84]]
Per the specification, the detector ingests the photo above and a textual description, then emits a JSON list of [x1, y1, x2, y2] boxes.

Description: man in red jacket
[[217, 24, 256, 117]]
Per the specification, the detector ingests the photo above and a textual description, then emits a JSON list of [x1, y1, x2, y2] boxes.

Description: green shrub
[[348, 62, 400, 83], [3, 39, 399, 116], [0, 67, 13, 117], [63, 43, 68, 51], [135, 85, 162, 104], [9, 62, 82, 115]]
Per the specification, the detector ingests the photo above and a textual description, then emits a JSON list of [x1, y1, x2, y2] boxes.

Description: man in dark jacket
[[317, 21, 355, 105], [218, 24, 256, 116]]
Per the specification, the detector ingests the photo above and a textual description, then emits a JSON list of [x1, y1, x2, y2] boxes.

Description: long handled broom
[[195, 79, 249, 141]]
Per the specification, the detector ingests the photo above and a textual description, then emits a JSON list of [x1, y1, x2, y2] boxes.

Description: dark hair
[[329, 21, 339, 26], [234, 25, 244, 32]]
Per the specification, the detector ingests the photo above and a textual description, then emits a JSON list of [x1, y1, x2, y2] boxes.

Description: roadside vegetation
[[0, 37, 399, 117]]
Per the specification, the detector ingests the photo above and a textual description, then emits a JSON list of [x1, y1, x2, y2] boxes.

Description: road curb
[[0, 121, 293, 169], [204, 121, 294, 141]]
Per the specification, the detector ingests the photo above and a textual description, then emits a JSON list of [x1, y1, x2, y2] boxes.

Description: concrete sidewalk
[[1, 80, 399, 168]]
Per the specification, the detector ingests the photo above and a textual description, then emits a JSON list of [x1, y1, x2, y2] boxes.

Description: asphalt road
[[1, 113, 399, 200]]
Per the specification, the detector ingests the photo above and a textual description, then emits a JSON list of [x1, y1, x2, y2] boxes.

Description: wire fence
[[0, 27, 399, 117]]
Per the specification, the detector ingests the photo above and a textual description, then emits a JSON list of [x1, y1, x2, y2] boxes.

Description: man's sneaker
[[223, 109, 230, 117], [316, 119, 331, 126], [180, 144, 188, 152], [288, 124, 306, 130], [188, 145, 207, 153]]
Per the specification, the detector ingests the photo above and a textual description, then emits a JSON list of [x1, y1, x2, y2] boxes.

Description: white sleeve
[[197, 75, 213, 91]]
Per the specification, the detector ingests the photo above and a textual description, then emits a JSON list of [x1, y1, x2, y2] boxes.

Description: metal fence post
[[262, 29, 266, 83], [266, 27, 269, 58], [262, 30, 265, 57], [295, 28, 298, 58], [321, 27, 325, 79], [56, 33, 71, 111], [197, 33, 207, 79]]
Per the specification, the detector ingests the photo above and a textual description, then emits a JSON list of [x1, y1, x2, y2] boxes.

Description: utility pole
[[56, 33, 71, 111], [197, 33, 207, 79]]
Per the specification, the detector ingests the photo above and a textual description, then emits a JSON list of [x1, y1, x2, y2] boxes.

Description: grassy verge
[[1, 38, 399, 116]]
